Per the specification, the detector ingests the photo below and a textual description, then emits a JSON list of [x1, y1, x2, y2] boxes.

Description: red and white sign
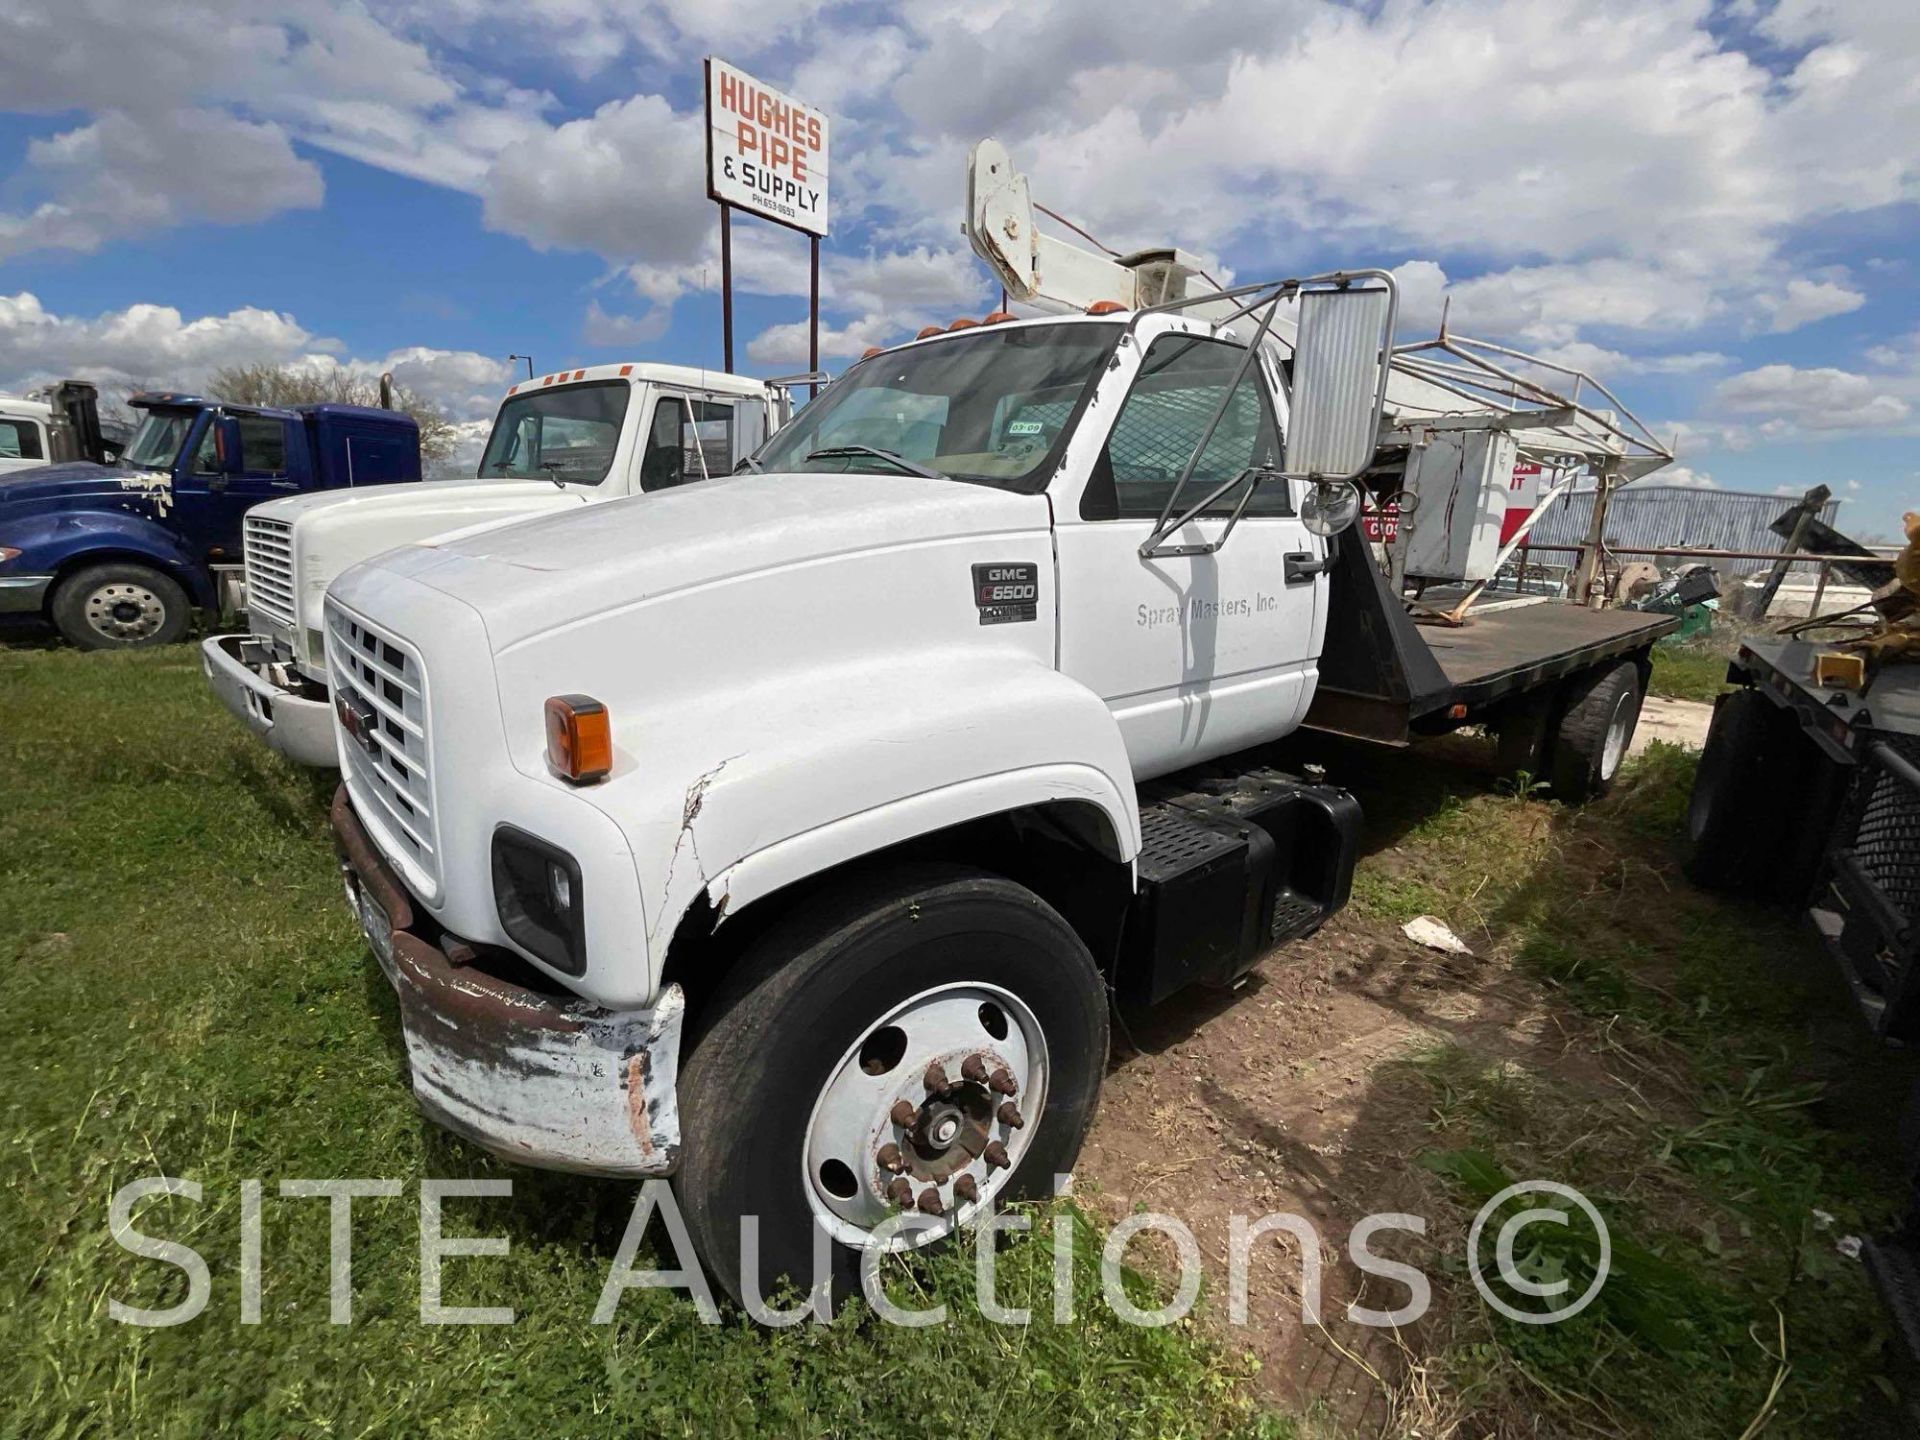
[[1499, 460, 1544, 544], [705, 58, 831, 237], [1361, 503, 1400, 543]]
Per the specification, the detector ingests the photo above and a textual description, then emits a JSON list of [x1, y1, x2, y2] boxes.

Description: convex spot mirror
[[1283, 275, 1398, 483], [1302, 480, 1362, 537]]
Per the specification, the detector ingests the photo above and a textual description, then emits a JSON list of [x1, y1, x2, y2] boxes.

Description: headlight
[[491, 825, 587, 975]]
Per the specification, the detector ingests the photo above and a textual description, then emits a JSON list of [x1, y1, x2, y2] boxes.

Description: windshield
[[752, 323, 1121, 488], [123, 409, 197, 470], [478, 381, 629, 485]]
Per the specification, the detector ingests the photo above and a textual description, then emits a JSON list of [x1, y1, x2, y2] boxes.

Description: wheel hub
[[83, 583, 164, 641], [803, 983, 1047, 1249]]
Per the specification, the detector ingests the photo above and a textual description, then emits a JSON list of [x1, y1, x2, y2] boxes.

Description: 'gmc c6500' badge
[[972, 562, 1038, 625]]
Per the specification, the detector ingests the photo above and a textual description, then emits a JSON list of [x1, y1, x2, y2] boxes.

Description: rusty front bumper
[[332, 787, 683, 1177]]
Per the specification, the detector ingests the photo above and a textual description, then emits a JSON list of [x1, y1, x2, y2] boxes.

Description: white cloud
[[582, 300, 671, 347], [1659, 465, 1717, 489], [1713, 363, 1911, 432], [747, 315, 895, 368], [480, 93, 710, 268], [1755, 277, 1865, 334], [0, 291, 507, 421], [0, 108, 321, 261]]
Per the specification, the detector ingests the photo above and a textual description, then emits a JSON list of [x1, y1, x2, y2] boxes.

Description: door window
[[640, 398, 734, 491], [0, 418, 43, 460], [191, 415, 291, 475], [1083, 335, 1290, 521]]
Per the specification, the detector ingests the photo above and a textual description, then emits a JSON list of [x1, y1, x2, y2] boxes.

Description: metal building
[[1524, 484, 1843, 575]]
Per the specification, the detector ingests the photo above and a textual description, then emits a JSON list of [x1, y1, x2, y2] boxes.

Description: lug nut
[[983, 1140, 1010, 1171], [997, 1102, 1025, 1129], [877, 1143, 905, 1173], [890, 1099, 920, 1128], [887, 1177, 915, 1207], [917, 1187, 945, 1216], [953, 1173, 980, 1204], [961, 1053, 990, 1083], [988, 1068, 1017, 1096], [924, 1061, 950, 1093]]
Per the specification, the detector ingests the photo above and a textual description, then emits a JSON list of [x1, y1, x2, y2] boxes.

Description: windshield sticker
[[1006, 419, 1045, 436], [972, 562, 1039, 626]]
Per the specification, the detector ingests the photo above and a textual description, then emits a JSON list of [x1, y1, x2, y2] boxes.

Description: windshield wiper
[[537, 461, 567, 491], [803, 444, 943, 480]]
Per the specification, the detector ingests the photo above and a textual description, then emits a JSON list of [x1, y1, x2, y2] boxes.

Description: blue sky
[[0, 0, 1914, 536]]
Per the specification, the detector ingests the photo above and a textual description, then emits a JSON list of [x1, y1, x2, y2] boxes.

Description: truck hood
[[0, 462, 177, 518], [257, 477, 594, 638], [379, 471, 1051, 651]]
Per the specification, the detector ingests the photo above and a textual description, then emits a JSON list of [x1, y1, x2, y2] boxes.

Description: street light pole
[[507, 354, 535, 380]]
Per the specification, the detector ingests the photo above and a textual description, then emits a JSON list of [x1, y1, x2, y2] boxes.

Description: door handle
[[1284, 551, 1329, 585]]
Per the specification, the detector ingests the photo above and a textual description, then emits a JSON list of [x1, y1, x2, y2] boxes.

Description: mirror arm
[[1146, 293, 1286, 542], [1139, 465, 1273, 559]]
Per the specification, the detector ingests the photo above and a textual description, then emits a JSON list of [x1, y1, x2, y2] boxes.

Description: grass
[[5, 639, 1910, 1437], [0, 643, 1282, 1439], [1647, 639, 1734, 702], [1342, 740, 1910, 1437]]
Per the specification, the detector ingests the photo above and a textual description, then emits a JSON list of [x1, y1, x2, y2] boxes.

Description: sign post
[[704, 58, 831, 381]]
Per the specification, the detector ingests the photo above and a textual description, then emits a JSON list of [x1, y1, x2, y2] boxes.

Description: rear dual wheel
[[675, 865, 1109, 1306], [1548, 661, 1644, 802]]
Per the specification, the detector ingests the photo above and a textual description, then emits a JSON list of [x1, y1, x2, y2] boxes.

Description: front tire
[[49, 563, 191, 650], [675, 865, 1109, 1306]]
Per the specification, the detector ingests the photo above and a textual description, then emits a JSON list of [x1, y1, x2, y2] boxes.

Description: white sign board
[[705, 58, 830, 237]]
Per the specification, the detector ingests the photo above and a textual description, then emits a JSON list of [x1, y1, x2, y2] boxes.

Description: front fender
[[561, 652, 1141, 1007], [0, 510, 210, 606]]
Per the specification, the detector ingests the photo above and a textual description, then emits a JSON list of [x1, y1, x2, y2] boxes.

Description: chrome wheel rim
[[802, 981, 1048, 1249], [83, 582, 166, 642], [1600, 691, 1633, 780]]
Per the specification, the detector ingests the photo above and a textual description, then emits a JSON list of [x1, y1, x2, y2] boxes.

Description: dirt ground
[[1070, 713, 1714, 1427], [1630, 696, 1713, 755]]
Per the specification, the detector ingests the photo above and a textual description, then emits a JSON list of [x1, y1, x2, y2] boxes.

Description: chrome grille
[[244, 516, 297, 631], [326, 600, 438, 889]]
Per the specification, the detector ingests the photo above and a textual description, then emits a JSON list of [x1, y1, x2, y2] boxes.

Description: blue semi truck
[[0, 386, 420, 649]]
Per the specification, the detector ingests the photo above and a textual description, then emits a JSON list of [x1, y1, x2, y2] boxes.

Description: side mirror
[[1284, 275, 1397, 482], [1302, 480, 1362, 537], [212, 416, 245, 478]]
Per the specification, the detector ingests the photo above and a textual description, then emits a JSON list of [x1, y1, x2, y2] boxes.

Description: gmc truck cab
[[325, 269, 1397, 1301], [201, 363, 792, 766]]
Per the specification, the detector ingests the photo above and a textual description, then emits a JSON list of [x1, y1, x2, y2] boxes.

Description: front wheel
[[675, 865, 1110, 1306], [49, 563, 192, 650]]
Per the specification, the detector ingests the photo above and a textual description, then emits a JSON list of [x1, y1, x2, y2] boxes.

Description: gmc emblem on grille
[[335, 692, 380, 755]]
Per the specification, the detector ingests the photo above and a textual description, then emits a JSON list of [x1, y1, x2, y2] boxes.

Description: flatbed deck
[[1304, 530, 1678, 744], [1417, 601, 1676, 709]]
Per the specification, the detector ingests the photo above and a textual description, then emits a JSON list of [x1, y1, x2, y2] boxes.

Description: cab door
[[1052, 330, 1325, 780], [637, 393, 742, 490], [174, 413, 298, 561]]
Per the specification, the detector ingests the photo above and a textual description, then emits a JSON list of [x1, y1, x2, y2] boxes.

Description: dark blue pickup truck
[[0, 389, 420, 649]]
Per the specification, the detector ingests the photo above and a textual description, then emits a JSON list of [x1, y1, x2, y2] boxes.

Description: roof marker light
[[619, 364, 633, 376], [915, 325, 943, 339], [861, 346, 884, 358], [948, 317, 980, 330], [983, 311, 1015, 324], [1087, 300, 1126, 315]]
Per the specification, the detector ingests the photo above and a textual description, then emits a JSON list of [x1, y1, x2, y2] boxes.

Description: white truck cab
[[201, 363, 794, 766], [0, 395, 53, 475], [322, 143, 1673, 1304]]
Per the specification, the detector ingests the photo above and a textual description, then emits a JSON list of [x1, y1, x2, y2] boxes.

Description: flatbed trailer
[[1304, 528, 1678, 783], [1684, 633, 1920, 1421]]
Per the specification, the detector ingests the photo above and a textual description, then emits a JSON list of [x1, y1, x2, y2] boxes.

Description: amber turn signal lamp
[[545, 695, 612, 784]]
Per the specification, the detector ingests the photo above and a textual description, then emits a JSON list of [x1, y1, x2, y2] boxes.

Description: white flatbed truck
[[322, 145, 1677, 1302], [200, 363, 798, 765]]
